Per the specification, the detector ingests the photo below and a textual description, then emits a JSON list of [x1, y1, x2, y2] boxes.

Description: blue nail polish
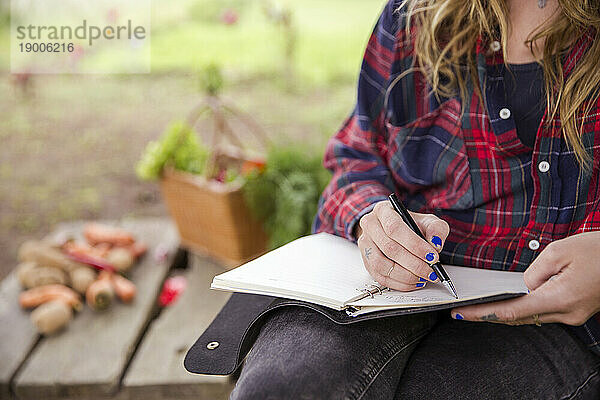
[[431, 236, 442, 247], [455, 313, 464, 320], [425, 252, 435, 262], [428, 271, 438, 281], [416, 282, 425, 288], [419, 277, 427, 282]]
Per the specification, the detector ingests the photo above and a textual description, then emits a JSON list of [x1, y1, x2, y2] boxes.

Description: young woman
[[230, 0, 600, 398]]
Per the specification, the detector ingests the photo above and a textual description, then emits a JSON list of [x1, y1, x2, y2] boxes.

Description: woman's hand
[[451, 231, 600, 326], [356, 201, 450, 291]]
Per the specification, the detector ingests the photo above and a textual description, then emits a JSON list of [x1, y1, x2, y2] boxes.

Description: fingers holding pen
[[374, 202, 448, 260], [415, 213, 450, 253], [358, 233, 428, 291], [359, 209, 438, 283]]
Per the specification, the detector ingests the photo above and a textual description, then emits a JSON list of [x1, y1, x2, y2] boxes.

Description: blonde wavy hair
[[398, 0, 600, 169]]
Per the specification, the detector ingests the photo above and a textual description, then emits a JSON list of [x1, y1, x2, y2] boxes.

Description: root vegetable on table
[[62, 240, 110, 259], [111, 273, 136, 303], [105, 247, 134, 272], [16, 262, 36, 286], [63, 247, 117, 273], [69, 267, 97, 294], [86, 271, 115, 311], [84, 223, 135, 247], [16, 262, 68, 289], [18, 240, 86, 273], [30, 300, 73, 335], [19, 284, 82, 311]]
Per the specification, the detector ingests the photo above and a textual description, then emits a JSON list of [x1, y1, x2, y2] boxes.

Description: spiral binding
[[345, 284, 389, 316], [360, 284, 385, 298]]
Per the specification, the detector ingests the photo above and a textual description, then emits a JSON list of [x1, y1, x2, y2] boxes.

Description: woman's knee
[[229, 308, 345, 399]]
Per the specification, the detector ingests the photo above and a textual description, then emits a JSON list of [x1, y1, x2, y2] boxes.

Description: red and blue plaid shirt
[[313, 0, 600, 355]]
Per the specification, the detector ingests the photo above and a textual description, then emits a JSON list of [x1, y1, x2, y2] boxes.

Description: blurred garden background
[[0, 0, 388, 280]]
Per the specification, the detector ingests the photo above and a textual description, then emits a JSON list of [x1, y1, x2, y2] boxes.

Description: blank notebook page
[[211, 233, 377, 307]]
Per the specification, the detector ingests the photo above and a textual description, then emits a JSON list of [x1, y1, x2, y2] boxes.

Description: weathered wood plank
[[0, 272, 40, 399], [122, 254, 233, 400], [13, 218, 179, 400]]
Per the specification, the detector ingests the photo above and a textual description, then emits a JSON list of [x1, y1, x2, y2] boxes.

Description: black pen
[[388, 193, 459, 299]]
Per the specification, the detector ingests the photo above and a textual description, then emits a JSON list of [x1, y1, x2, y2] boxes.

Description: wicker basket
[[157, 91, 269, 267], [160, 167, 267, 268]]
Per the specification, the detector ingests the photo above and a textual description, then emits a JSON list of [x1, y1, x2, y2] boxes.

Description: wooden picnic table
[[0, 218, 234, 400]]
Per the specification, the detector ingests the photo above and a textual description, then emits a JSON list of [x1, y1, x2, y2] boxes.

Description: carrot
[[62, 240, 109, 259], [111, 274, 136, 303], [86, 271, 114, 311], [84, 223, 135, 246], [19, 284, 82, 312], [93, 242, 113, 257]]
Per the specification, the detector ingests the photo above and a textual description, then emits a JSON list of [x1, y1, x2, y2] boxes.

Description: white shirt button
[[528, 240, 540, 250], [538, 161, 550, 173], [499, 108, 511, 119], [490, 41, 501, 52]]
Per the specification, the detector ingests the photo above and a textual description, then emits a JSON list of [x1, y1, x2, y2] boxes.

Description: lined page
[[211, 233, 376, 309], [349, 265, 527, 308]]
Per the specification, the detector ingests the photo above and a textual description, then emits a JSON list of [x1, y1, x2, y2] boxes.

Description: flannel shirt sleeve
[[312, 0, 401, 241], [573, 210, 600, 340]]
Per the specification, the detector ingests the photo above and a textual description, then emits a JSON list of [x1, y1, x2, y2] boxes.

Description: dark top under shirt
[[503, 62, 545, 148]]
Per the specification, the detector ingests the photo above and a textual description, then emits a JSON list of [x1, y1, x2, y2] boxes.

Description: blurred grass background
[[0, 0, 387, 279]]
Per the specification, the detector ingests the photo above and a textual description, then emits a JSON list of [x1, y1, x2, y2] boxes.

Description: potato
[[18, 240, 84, 273], [16, 262, 68, 289], [16, 262, 38, 287], [29, 267, 68, 288], [30, 300, 73, 335], [106, 248, 134, 272], [69, 267, 97, 294]]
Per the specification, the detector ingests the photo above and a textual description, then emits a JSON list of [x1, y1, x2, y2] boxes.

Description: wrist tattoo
[[365, 247, 372, 260], [480, 313, 500, 321]]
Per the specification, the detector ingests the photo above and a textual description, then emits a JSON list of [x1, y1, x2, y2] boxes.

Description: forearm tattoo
[[365, 247, 372, 260]]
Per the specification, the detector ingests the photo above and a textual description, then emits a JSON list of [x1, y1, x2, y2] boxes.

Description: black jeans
[[230, 307, 600, 400]]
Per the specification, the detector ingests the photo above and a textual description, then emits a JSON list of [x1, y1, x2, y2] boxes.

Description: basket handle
[[185, 95, 269, 177], [186, 96, 268, 154]]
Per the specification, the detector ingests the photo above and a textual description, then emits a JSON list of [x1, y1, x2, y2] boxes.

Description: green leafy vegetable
[[243, 147, 331, 248], [135, 121, 209, 181]]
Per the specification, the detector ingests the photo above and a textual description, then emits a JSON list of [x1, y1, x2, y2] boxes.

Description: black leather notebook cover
[[184, 291, 522, 375]]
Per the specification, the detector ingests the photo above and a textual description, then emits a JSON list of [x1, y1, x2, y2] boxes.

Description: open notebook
[[211, 233, 528, 316]]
